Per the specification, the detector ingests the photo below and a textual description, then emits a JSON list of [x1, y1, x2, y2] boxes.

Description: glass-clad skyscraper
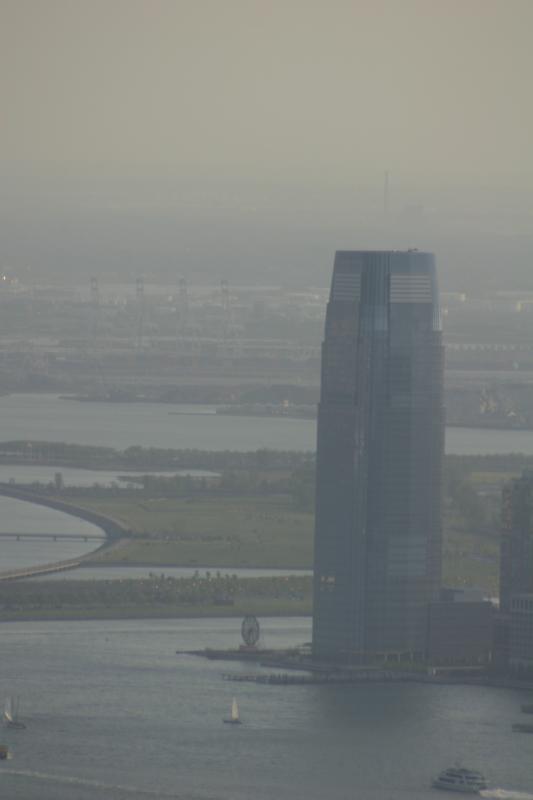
[[312, 251, 444, 660]]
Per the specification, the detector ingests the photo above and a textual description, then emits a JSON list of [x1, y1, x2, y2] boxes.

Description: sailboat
[[4, 696, 26, 730], [223, 697, 242, 725]]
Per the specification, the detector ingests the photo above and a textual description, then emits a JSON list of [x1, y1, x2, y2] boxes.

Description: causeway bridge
[[0, 532, 105, 541], [0, 483, 130, 581]]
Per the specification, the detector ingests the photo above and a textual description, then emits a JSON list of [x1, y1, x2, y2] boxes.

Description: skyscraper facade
[[496, 474, 533, 674], [312, 250, 444, 660], [500, 474, 533, 614]]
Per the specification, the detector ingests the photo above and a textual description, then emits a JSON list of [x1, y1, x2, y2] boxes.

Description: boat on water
[[223, 697, 242, 725], [521, 703, 533, 714], [432, 766, 487, 794], [512, 722, 533, 734], [0, 744, 9, 760], [3, 696, 26, 730]]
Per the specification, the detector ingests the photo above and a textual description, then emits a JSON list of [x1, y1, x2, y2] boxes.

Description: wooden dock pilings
[[221, 670, 429, 686]]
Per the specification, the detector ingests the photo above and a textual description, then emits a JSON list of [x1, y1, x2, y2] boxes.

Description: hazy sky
[[0, 1, 532, 288], [1, 0, 532, 185]]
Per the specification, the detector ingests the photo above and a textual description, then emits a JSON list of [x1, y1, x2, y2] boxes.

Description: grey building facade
[[312, 251, 444, 661], [495, 474, 533, 672], [509, 594, 533, 675], [500, 474, 533, 614], [427, 600, 494, 666]]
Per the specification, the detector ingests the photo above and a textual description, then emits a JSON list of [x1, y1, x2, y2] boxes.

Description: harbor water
[[1, 393, 533, 454], [0, 617, 532, 800], [0, 395, 532, 798]]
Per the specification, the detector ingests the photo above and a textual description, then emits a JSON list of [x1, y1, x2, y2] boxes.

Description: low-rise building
[[509, 594, 533, 675], [427, 600, 494, 666]]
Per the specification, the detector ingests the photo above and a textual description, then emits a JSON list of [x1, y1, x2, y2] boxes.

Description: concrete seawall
[[0, 483, 130, 581]]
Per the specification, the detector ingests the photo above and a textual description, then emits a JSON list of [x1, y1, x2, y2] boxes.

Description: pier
[[0, 532, 105, 541], [221, 670, 432, 686]]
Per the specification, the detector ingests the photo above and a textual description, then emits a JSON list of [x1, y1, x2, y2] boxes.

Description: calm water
[[0, 617, 531, 800], [0, 395, 315, 452], [0, 496, 103, 571], [1, 393, 533, 454]]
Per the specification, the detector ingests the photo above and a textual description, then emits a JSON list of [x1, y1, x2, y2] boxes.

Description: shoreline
[[14, 392, 533, 432], [81, 559, 312, 571], [1, 606, 531, 694], [0, 604, 311, 623], [0, 483, 129, 538]]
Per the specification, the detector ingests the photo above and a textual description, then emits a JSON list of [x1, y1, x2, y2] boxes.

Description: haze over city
[[1, 2, 533, 799], [1, 0, 532, 288]]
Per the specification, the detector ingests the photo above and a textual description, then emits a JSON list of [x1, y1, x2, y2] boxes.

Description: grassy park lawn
[[66, 492, 500, 593], [75, 494, 314, 569], [0, 574, 312, 622], [0, 596, 312, 622]]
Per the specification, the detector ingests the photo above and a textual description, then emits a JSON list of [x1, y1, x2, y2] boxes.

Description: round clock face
[[241, 615, 260, 647]]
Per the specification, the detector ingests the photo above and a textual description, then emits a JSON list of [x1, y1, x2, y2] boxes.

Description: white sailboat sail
[[3, 697, 13, 724], [223, 696, 242, 724], [4, 695, 24, 728]]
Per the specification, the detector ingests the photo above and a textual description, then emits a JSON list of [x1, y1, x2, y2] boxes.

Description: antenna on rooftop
[[89, 276, 101, 343], [136, 276, 145, 350], [176, 277, 190, 355], [384, 170, 390, 220]]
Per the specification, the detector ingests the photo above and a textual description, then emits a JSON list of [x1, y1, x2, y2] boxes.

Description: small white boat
[[432, 766, 487, 794], [3, 697, 26, 730], [223, 697, 242, 725]]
